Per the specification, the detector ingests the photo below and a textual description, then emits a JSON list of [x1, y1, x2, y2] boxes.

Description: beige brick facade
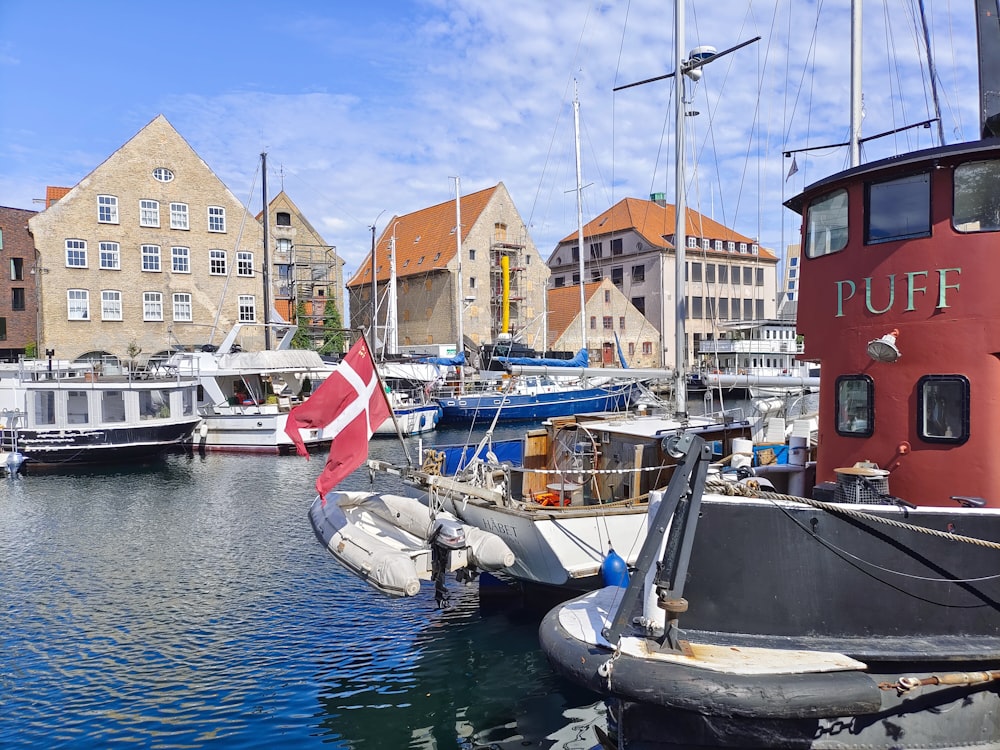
[[28, 115, 267, 362], [348, 182, 550, 354], [549, 279, 662, 368], [264, 190, 345, 330]]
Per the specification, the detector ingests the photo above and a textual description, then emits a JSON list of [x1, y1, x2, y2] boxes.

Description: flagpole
[[357, 329, 413, 467]]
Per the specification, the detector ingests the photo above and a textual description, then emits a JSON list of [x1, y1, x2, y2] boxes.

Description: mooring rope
[[704, 479, 1000, 552]]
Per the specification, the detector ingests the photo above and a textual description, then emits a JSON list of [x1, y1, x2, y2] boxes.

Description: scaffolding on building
[[489, 237, 527, 342]]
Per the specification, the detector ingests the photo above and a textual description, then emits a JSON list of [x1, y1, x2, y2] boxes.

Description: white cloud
[[0, 0, 982, 297]]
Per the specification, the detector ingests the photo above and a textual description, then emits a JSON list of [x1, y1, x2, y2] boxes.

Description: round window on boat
[[153, 167, 174, 183]]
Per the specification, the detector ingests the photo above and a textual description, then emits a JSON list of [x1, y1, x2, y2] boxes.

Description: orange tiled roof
[[347, 184, 498, 288], [547, 281, 603, 341], [556, 197, 776, 261], [46, 186, 71, 207]]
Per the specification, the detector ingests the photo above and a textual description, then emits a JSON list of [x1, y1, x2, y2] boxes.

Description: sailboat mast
[[369, 222, 379, 354], [850, 0, 862, 167], [454, 177, 465, 393], [673, 1, 688, 418], [387, 228, 398, 356], [261, 152, 272, 350], [574, 87, 587, 357]]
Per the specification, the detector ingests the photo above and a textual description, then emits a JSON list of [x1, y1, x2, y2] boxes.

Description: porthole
[[153, 167, 175, 183]]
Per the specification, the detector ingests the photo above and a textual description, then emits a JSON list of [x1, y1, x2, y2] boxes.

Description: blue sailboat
[[434, 348, 634, 423]]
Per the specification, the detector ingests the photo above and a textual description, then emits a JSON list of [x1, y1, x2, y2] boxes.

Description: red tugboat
[[539, 2, 1000, 747]]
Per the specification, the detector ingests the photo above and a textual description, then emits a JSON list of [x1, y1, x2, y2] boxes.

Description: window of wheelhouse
[[917, 375, 969, 444], [804, 189, 848, 257], [835, 375, 873, 437], [953, 160, 1000, 232], [865, 172, 931, 244]]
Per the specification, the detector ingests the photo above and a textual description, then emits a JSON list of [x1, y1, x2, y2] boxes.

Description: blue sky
[[0, 0, 981, 308]]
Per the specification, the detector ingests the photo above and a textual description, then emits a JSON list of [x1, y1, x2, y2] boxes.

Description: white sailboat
[[369, 222, 441, 436]]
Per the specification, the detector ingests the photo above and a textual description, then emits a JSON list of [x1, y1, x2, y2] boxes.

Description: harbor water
[[2, 390, 808, 749], [0, 425, 607, 750]]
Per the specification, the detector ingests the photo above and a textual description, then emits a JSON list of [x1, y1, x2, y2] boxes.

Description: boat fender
[[198, 421, 209, 439], [601, 548, 629, 587]]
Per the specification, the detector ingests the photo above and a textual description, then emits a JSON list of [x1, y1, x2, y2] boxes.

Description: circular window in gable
[[153, 167, 174, 183]]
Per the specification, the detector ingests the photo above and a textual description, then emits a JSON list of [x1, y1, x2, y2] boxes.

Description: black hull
[[540, 601, 1000, 749], [16, 419, 199, 467], [680, 497, 1000, 655], [539, 495, 1000, 748], [603, 690, 1000, 749]]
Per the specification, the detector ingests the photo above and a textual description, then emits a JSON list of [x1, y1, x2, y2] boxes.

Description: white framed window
[[99, 241, 120, 270], [726, 241, 736, 252], [172, 246, 190, 273], [141, 244, 161, 272], [714, 240, 723, 251], [208, 206, 226, 233], [98, 195, 119, 224], [701, 238, 710, 251], [276, 237, 291, 254], [687, 236, 698, 248], [140, 200, 160, 227], [66, 239, 87, 268], [209, 249, 227, 275], [236, 251, 254, 277], [153, 167, 174, 183], [67, 289, 90, 320], [170, 202, 189, 230], [238, 295, 256, 322], [101, 290, 122, 321], [172, 293, 193, 322], [739, 242, 748, 253], [143, 292, 163, 321], [751, 243, 759, 255]]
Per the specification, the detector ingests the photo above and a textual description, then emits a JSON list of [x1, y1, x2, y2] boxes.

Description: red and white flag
[[284, 337, 392, 499]]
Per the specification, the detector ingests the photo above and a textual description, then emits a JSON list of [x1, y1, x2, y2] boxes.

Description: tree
[[291, 301, 312, 349], [319, 298, 346, 355]]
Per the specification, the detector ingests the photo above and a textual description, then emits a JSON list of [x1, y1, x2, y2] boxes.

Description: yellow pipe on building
[[501, 255, 510, 333]]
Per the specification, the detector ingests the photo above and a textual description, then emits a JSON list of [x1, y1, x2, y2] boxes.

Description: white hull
[[193, 411, 329, 454], [308, 490, 514, 597], [438, 495, 648, 587], [373, 402, 440, 436]]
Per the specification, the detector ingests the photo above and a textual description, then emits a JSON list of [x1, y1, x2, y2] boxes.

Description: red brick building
[[0, 205, 39, 359]]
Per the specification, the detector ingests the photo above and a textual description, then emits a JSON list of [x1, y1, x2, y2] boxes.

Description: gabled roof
[[347, 184, 500, 288], [547, 281, 603, 341], [554, 197, 776, 261]]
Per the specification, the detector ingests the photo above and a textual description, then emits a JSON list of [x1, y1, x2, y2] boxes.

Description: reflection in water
[[1, 447, 604, 749]]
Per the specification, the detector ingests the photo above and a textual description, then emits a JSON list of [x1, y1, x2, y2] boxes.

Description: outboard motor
[[429, 516, 468, 608], [6, 451, 24, 478]]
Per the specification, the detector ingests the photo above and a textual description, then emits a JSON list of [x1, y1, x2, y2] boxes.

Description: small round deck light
[[867, 329, 901, 363]]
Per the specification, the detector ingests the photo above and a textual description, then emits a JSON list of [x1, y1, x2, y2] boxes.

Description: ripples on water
[[0, 430, 605, 749]]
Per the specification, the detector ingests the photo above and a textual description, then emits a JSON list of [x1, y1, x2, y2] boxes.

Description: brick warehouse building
[[0, 206, 39, 360]]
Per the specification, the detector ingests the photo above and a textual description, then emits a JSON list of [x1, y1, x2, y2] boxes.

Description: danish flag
[[285, 337, 392, 498]]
